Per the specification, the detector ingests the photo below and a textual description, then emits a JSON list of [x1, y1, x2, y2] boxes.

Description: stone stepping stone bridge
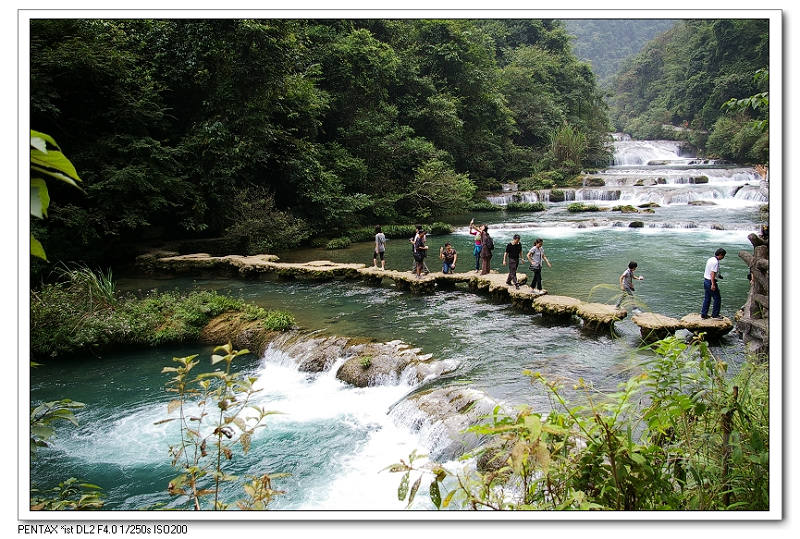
[[136, 252, 733, 340]]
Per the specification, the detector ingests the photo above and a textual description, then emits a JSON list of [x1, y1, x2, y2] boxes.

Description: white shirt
[[704, 256, 720, 280]]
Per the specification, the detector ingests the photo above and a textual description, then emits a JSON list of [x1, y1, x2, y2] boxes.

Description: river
[[29, 137, 766, 511]]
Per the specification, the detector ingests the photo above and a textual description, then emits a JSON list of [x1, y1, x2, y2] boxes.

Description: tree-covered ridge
[[563, 19, 677, 88], [30, 19, 611, 270], [608, 19, 769, 163]]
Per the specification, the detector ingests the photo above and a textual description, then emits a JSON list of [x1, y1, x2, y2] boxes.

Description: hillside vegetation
[[608, 19, 769, 162], [563, 19, 677, 88], [30, 19, 612, 272]]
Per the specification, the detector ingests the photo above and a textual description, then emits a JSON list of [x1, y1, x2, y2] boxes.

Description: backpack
[[484, 235, 494, 252]]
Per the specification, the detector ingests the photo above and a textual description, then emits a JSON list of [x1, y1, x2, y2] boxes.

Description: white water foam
[[248, 346, 444, 509]]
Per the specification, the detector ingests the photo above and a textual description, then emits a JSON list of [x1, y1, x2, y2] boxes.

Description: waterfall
[[612, 139, 687, 166]]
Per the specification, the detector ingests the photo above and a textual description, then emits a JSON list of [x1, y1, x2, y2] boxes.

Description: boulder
[[199, 312, 287, 357], [688, 200, 716, 206], [393, 386, 502, 460], [629, 221, 645, 228], [632, 312, 683, 343], [533, 295, 582, 321], [548, 189, 566, 202], [576, 303, 627, 333], [679, 314, 734, 341], [279, 335, 352, 372], [583, 177, 606, 187], [336, 341, 458, 387]]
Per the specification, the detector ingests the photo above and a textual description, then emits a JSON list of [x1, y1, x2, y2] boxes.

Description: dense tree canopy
[[30, 18, 612, 268]]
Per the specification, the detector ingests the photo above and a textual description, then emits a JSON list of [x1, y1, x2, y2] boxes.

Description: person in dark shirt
[[502, 234, 523, 289], [439, 242, 458, 274], [479, 225, 493, 275], [413, 229, 429, 279]]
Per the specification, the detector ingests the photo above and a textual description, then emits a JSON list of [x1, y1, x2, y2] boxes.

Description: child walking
[[616, 261, 644, 309]]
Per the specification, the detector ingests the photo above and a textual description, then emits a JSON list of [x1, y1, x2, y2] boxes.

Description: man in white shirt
[[701, 248, 727, 319]]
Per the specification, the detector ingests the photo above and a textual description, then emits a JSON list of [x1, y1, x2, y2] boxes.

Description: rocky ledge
[[200, 313, 458, 388], [390, 385, 503, 461], [631, 312, 683, 343], [679, 313, 734, 341], [575, 302, 628, 332]]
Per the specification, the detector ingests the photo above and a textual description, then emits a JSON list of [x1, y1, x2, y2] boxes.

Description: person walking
[[413, 229, 429, 278], [479, 225, 494, 275], [502, 234, 523, 289], [410, 225, 430, 274], [526, 238, 551, 291], [701, 248, 727, 319], [468, 218, 482, 272], [440, 242, 458, 274], [373, 225, 387, 270], [616, 261, 644, 309]]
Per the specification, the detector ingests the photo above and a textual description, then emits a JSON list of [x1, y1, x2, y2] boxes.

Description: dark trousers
[[506, 258, 519, 285], [480, 255, 492, 275], [702, 278, 721, 317], [530, 267, 542, 290]]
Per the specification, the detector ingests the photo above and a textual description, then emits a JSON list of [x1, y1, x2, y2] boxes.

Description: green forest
[[609, 19, 769, 162], [564, 19, 677, 88], [30, 19, 611, 273]]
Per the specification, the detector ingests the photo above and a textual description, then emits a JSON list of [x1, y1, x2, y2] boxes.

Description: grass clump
[[567, 202, 603, 213], [505, 202, 547, 212]]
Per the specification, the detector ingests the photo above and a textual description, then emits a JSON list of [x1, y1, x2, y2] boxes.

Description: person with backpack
[[409, 225, 430, 274], [479, 225, 494, 275]]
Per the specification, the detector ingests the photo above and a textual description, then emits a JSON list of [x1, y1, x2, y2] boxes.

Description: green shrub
[[470, 200, 503, 212], [225, 185, 311, 254], [505, 202, 547, 212], [567, 202, 602, 212], [548, 189, 566, 202], [325, 237, 352, 250], [430, 222, 454, 235]]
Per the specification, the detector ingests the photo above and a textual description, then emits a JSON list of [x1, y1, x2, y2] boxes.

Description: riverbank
[[30, 275, 295, 360]]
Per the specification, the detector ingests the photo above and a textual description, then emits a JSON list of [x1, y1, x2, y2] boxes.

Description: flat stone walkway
[[136, 251, 732, 339]]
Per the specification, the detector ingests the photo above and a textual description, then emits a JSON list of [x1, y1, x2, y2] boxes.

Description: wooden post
[[721, 385, 739, 508]]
